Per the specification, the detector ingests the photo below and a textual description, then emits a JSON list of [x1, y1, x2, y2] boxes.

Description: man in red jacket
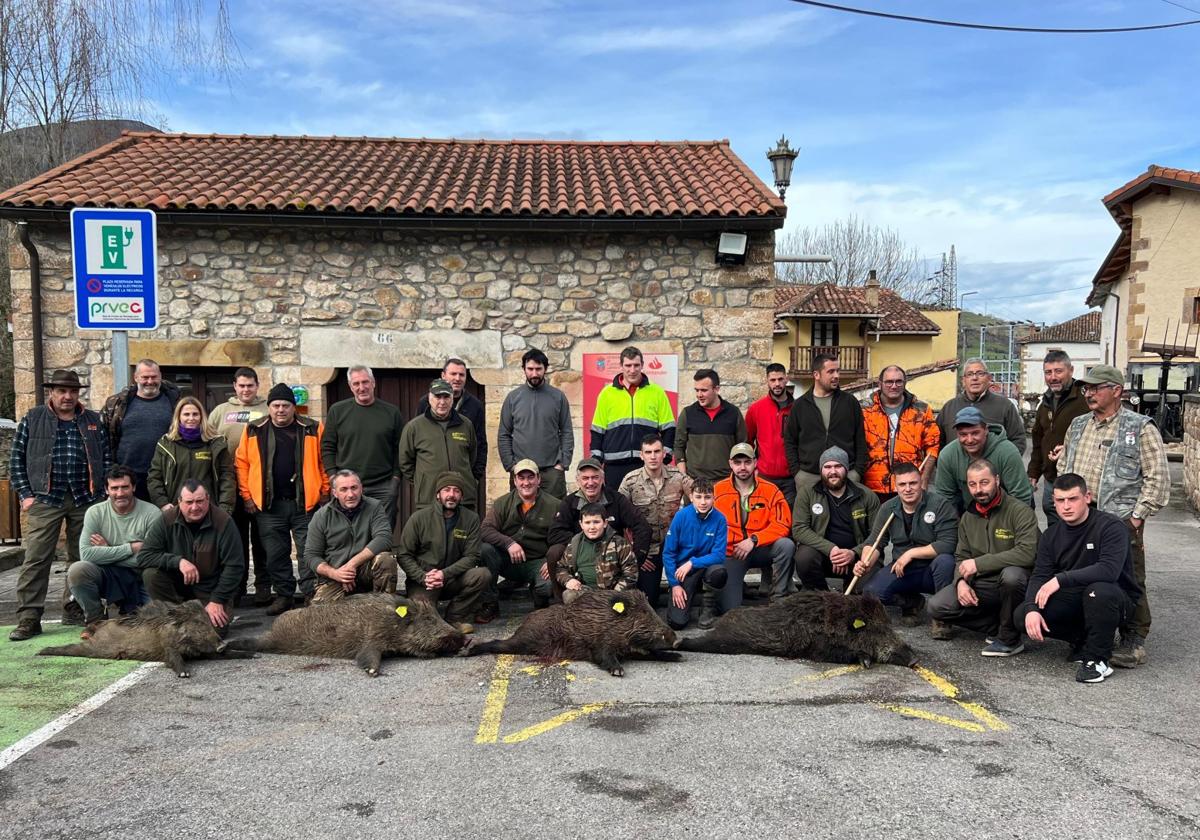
[[745, 363, 796, 506], [713, 443, 795, 612]]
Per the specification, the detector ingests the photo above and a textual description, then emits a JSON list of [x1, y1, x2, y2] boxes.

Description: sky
[[151, 0, 1200, 326]]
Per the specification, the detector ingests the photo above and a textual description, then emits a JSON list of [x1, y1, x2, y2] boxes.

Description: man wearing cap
[[235, 382, 329, 613], [793, 446, 880, 591], [8, 369, 112, 640], [208, 366, 271, 605], [1027, 351, 1089, 527], [618, 433, 689, 608], [417, 358, 487, 495], [936, 358, 1026, 452], [321, 365, 404, 527], [478, 459, 560, 619], [399, 378, 479, 511], [101, 358, 180, 501], [547, 457, 652, 602], [853, 461, 958, 624], [674, 368, 747, 483], [713, 443, 795, 609], [1052, 363, 1168, 669], [498, 348, 574, 501], [396, 471, 490, 634], [933, 406, 1032, 515], [305, 469, 398, 603]]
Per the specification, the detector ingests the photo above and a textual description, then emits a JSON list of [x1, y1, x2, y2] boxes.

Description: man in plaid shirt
[[8, 370, 111, 641]]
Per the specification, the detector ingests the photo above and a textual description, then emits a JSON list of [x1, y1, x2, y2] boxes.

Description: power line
[[786, 0, 1200, 32], [972, 283, 1093, 301], [1161, 0, 1200, 15]]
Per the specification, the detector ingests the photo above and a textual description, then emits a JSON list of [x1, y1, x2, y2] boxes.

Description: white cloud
[[563, 9, 840, 54]]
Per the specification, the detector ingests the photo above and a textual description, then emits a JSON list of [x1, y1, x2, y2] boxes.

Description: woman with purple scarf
[[147, 396, 236, 514]]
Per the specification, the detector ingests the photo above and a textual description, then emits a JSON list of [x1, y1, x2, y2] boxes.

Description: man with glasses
[[1052, 364, 1168, 669], [861, 365, 940, 502], [936, 359, 1026, 453]]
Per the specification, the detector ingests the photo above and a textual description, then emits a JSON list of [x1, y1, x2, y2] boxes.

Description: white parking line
[[0, 662, 156, 771]]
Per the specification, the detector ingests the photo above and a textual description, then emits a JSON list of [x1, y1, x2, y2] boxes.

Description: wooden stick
[[844, 511, 894, 596]]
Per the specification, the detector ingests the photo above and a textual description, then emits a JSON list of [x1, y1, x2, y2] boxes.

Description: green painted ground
[[0, 625, 144, 751]]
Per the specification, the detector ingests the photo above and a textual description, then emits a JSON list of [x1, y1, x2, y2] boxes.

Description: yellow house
[[1088, 165, 1200, 393], [773, 279, 960, 408]]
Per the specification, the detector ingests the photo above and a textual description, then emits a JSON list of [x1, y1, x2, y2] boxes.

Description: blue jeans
[[864, 553, 955, 604]]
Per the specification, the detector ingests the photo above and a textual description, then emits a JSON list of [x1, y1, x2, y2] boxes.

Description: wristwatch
[[750, 534, 759, 546]]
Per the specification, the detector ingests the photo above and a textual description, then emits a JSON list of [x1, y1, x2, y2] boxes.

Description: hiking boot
[[9, 617, 43, 641], [1075, 660, 1114, 683], [61, 600, 87, 626], [981, 639, 1025, 657], [252, 589, 275, 607], [1110, 636, 1146, 669], [898, 594, 924, 627], [265, 596, 293, 616], [929, 619, 954, 641], [475, 601, 500, 625], [697, 591, 719, 630]]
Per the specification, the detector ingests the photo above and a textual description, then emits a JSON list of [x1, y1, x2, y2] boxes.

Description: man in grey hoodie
[[497, 348, 574, 501]]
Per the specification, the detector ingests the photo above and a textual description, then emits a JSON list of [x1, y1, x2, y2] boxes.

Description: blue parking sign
[[71, 208, 158, 330]]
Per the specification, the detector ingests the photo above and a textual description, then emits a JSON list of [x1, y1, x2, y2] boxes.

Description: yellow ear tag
[[612, 602, 625, 614], [396, 606, 408, 618], [852, 619, 866, 630]]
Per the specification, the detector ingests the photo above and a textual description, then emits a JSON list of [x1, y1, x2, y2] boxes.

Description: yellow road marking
[[876, 703, 986, 733], [474, 654, 514, 744], [517, 660, 572, 676], [796, 664, 864, 683], [912, 665, 959, 698], [901, 665, 1008, 732], [955, 701, 1009, 732], [501, 702, 613, 744]]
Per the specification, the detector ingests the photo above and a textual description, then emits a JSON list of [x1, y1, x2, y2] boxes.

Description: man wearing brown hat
[[8, 369, 112, 640], [396, 471, 490, 634], [1053, 364, 1169, 669], [399, 378, 479, 511]]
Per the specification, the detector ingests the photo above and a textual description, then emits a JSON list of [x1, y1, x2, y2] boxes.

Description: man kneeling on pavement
[[793, 447, 879, 591], [138, 479, 245, 629], [555, 502, 638, 604], [396, 471, 490, 634], [853, 461, 958, 625], [1015, 473, 1142, 684], [305, 469, 398, 603], [927, 459, 1038, 656]]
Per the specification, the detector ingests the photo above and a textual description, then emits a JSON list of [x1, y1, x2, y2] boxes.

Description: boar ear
[[850, 617, 867, 631]]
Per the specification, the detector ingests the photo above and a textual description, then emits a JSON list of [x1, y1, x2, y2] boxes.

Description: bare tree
[[0, 0, 237, 416], [776, 214, 931, 300]]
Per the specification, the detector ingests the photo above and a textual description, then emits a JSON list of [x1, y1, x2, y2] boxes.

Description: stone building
[[0, 132, 784, 504]]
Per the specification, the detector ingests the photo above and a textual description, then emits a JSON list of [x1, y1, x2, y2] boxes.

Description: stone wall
[[8, 223, 776, 499], [1182, 395, 1200, 512]]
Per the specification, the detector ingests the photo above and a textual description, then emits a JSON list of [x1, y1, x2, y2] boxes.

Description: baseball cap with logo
[[729, 442, 756, 460], [512, 459, 540, 475], [429, 378, 453, 396]]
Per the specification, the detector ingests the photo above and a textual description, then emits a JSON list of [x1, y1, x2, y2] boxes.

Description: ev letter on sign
[[71, 208, 158, 330]]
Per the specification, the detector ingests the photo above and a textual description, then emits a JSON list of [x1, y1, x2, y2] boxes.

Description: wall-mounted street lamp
[[766, 135, 799, 200]]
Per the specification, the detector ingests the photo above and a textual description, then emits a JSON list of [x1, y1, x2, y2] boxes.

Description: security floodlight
[[716, 232, 749, 266]]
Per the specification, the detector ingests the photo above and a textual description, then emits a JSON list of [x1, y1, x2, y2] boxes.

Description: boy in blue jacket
[[662, 479, 729, 630]]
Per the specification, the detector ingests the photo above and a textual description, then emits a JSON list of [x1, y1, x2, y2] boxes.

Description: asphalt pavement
[[0, 466, 1197, 839]]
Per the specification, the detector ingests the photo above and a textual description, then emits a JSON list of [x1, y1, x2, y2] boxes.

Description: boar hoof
[[610, 666, 625, 677], [366, 667, 379, 677], [177, 670, 190, 678], [859, 657, 873, 670]]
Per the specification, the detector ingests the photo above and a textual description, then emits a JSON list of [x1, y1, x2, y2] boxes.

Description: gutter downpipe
[[1107, 291, 1121, 366], [15, 221, 44, 400]]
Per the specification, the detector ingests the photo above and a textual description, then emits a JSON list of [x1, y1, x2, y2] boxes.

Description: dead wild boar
[[228, 593, 466, 676], [676, 591, 918, 668], [467, 589, 677, 677], [37, 600, 252, 678]]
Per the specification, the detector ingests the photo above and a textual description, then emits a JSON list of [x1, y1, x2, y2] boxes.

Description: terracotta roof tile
[[1103, 164, 1200, 205], [775, 283, 940, 334], [1018, 311, 1101, 345], [0, 132, 786, 221]]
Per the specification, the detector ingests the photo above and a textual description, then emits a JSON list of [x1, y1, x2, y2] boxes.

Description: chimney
[[865, 270, 880, 309]]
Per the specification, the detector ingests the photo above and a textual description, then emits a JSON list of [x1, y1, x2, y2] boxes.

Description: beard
[[526, 375, 545, 388]]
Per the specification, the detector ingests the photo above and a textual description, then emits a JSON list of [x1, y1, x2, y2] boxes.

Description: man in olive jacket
[[138, 480, 245, 628], [928, 459, 1039, 656], [399, 378, 479, 510], [793, 447, 880, 591], [306, 469, 397, 603], [479, 459, 560, 618], [396, 472, 490, 632]]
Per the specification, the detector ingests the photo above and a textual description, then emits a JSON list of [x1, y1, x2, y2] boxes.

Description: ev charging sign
[[71, 208, 158, 330]]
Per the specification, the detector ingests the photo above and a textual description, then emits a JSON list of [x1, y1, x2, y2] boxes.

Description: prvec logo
[[88, 297, 146, 323]]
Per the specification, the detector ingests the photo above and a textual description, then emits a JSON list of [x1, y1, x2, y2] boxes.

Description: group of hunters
[[7, 343, 1168, 684]]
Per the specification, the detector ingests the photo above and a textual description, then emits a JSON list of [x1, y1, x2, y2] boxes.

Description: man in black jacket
[[784, 353, 867, 488], [1015, 473, 1141, 684], [547, 458, 652, 602]]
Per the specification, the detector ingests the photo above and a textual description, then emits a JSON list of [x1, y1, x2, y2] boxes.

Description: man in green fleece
[[138, 479, 245, 628], [478, 459, 559, 620], [933, 407, 1032, 515], [399, 378, 479, 511], [928, 459, 1039, 655], [306, 470, 398, 603], [321, 365, 405, 527], [396, 471, 490, 634]]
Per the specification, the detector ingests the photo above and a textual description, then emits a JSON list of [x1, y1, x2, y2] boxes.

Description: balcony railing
[[789, 345, 867, 376]]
